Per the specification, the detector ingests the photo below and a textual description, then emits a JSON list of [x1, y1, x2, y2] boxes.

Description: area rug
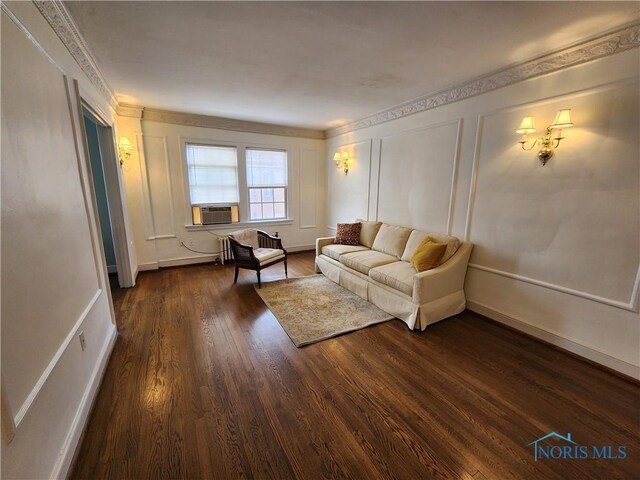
[[255, 275, 394, 347]]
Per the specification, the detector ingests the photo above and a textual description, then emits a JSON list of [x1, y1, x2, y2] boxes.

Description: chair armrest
[[412, 243, 473, 304], [257, 230, 286, 252], [316, 237, 336, 256]]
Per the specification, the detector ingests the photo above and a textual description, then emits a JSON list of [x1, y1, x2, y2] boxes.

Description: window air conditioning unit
[[193, 205, 239, 225]]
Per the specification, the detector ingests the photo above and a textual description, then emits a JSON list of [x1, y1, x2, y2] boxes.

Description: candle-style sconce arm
[[515, 110, 573, 166]]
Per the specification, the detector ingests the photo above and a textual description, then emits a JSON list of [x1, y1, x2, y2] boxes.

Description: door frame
[[80, 100, 135, 288]]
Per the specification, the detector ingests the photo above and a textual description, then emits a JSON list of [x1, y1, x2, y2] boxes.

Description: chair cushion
[[369, 261, 416, 296], [356, 219, 382, 248], [254, 248, 285, 265], [410, 237, 447, 272], [229, 228, 259, 249], [401, 230, 460, 264], [371, 224, 413, 258], [340, 250, 398, 275], [335, 222, 361, 245], [321, 244, 369, 261]]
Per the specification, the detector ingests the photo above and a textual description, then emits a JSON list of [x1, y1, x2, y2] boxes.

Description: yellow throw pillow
[[411, 236, 447, 272]]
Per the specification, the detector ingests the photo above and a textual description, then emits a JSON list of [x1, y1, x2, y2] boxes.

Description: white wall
[[1, 2, 118, 478], [117, 117, 326, 270], [326, 49, 640, 378]]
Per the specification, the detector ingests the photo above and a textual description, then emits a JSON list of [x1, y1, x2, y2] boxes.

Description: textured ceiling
[[64, 1, 639, 130]]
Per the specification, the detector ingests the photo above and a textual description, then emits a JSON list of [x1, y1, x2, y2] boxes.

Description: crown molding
[[116, 103, 145, 119], [32, 0, 118, 110], [326, 22, 640, 138], [140, 107, 326, 140]]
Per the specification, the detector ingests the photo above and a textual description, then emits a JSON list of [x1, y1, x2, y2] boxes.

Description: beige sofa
[[315, 220, 473, 330]]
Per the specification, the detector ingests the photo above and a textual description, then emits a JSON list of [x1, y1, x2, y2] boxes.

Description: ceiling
[[64, 1, 639, 130]]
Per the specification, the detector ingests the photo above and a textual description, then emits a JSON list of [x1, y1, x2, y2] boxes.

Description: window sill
[[185, 218, 293, 232]]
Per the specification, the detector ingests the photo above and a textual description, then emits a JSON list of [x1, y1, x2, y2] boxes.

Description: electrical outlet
[[79, 331, 87, 351]]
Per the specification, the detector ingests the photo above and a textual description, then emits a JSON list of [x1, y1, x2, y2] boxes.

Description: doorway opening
[[81, 105, 134, 297]]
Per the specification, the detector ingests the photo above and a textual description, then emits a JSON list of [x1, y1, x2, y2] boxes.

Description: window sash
[[248, 187, 287, 220]]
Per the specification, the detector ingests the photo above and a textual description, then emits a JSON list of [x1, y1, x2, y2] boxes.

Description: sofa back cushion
[[371, 224, 412, 258], [356, 219, 382, 248], [401, 230, 460, 264]]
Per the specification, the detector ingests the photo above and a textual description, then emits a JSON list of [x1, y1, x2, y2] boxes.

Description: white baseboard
[[51, 323, 117, 479], [137, 261, 159, 271], [158, 254, 219, 268], [467, 300, 640, 380], [286, 244, 315, 253], [137, 245, 315, 272]]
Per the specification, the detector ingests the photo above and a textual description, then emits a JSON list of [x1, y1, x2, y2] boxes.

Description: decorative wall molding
[[142, 107, 326, 140], [2, 2, 63, 73], [330, 139, 372, 222], [32, 0, 117, 110], [143, 135, 176, 238], [464, 82, 640, 313], [116, 103, 144, 119], [375, 120, 461, 232], [299, 148, 319, 229], [447, 119, 463, 235], [326, 22, 640, 138], [468, 263, 639, 313], [13, 290, 103, 427]]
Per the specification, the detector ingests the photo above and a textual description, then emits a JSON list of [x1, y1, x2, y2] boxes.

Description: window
[[185, 144, 239, 205], [246, 148, 287, 220]]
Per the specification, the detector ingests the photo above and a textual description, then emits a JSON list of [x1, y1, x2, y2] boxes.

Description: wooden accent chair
[[228, 229, 287, 288]]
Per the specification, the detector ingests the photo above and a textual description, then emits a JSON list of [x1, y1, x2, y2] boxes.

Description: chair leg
[[257, 270, 261, 289], [284, 258, 288, 278], [234, 266, 239, 284]]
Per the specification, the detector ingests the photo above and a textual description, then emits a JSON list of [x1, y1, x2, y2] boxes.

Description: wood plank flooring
[[72, 252, 639, 479]]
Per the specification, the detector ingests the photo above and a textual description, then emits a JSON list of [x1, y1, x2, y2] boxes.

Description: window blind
[[246, 149, 288, 187], [186, 144, 239, 204]]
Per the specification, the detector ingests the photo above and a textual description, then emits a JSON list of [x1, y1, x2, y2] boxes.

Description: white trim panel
[[13, 289, 102, 427]]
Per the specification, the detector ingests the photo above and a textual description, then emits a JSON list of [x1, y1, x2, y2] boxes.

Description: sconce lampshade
[[119, 137, 133, 149], [551, 109, 573, 129], [516, 116, 536, 134], [333, 152, 342, 164]]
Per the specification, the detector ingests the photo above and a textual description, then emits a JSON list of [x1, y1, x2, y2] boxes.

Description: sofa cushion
[[356, 219, 382, 248], [371, 224, 413, 258], [401, 230, 460, 264], [335, 222, 361, 245], [321, 244, 369, 261], [411, 237, 447, 272], [340, 250, 398, 275], [369, 261, 415, 296]]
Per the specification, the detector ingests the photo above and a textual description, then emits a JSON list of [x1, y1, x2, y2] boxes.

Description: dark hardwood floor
[[72, 252, 639, 479]]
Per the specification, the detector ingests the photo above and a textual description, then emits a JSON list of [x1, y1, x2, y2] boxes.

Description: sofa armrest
[[316, 236, 336, 256], [412, 242, 473, 304]]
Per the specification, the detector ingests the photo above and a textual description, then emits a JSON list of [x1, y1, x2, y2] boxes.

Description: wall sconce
[[333, 151, 350, 174], [118, 137, 133, 166], [516, 109, 574, 166]]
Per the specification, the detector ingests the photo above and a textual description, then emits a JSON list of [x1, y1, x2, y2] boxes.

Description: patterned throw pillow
[[335, 222, 362, 246]]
